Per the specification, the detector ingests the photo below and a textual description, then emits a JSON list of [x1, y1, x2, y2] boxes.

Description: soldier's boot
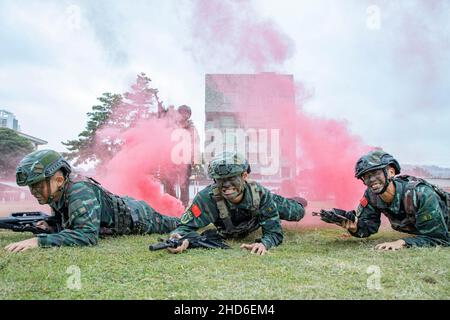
[[274, 194, 306, 222], [290, 196, 308, 208], [145, 210, 181, 234], [155, 214, 181, 234]]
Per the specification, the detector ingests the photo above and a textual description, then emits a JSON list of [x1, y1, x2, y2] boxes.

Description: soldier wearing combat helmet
[[315, 149, 449, 250], [168, 152, 307, 256], [4, 149, 180, 253]]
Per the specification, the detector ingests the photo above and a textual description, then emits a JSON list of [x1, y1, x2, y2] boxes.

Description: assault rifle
[[312, 208, 356, 225], [149, 229, 230, 251], [0, 212, 60, 234]]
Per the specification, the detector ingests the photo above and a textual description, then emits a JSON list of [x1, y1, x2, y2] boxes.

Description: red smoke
[[96, 116, 186, 216], [190, 0, 293, 71], [76, 72, 201, 217], [207, 73, 369, 210], [91, 0, 373, 219], [295, 112, 370, 209], [193, 0, 371, 213]]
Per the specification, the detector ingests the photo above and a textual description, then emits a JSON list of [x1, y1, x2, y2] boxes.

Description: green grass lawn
[[0, 227, 449, 300]]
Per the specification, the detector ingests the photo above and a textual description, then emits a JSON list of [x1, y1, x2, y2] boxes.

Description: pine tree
[[0, 128, 34, 179], [62, 92, 123, 166], [62, 73, 164, 167]]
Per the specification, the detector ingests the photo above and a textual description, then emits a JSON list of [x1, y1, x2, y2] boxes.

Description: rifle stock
[[149, 230, 230, 251], [149, 239, 181, 251], [0, 212, 60, 234]]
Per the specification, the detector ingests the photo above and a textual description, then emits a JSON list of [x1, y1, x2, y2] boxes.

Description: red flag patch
[[191, 204, 202, 218], [360, 196, 368, 207]]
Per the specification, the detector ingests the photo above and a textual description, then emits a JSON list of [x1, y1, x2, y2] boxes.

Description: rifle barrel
[[149, 240, 179, 251]]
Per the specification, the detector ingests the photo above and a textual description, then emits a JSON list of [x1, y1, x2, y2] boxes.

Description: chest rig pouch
[[68, 176, 139, 235], [397, 175, 450, 231], [212, 180, 261, 238], [365, 177, 417, 233]]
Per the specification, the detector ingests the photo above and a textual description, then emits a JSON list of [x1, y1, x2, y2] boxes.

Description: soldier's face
[[28, 175, 63, 204], [29, 181, 49, 204], [362, 169, 385, 193], [216, 174, 245, 201]]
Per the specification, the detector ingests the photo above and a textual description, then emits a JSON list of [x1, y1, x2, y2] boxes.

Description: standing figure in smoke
[[315, 150, 449, 250], [4, 149, 180, 252], [167, 152, 307, 256], [176, 105, 200, 207]]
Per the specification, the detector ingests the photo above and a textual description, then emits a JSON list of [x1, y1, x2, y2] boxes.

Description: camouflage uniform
[[349, 150, 449, 247], [172, 153, 305, 249], [351, 175, 449, 247], [37, 176, 180, 247], [16, 149, 179, 247]]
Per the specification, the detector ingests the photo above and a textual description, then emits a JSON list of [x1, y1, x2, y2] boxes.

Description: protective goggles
[[16, 169, 29, 186]]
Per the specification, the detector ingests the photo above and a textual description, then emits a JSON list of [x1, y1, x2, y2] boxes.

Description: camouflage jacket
[[350, 175, 449, 247], [171, 181, 283, 249], [37, 176, 178, 247]]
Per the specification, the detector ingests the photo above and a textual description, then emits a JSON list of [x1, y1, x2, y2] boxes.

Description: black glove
[[312, 208, 356, 225]]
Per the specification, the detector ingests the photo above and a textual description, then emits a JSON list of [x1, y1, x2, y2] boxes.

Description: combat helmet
[[16, 149, 72, 186], [355, 149, 400, 195], [178, 105, 192, 119], [354, 149, 401, 179], [208, 152, 251, 179]]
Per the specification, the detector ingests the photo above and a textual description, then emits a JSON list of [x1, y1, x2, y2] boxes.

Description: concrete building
[[16, 131, 47, 150], [0, 109, 20, 131], [204, 73, 297, 191], [0, 181, 32, 202], [0, 109, 47, 150]]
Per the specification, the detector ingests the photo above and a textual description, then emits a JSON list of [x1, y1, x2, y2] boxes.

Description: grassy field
[[0, 225, 448, 300]]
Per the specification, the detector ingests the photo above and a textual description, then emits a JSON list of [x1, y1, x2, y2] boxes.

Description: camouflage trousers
[[126, 198, 180, 234], [272, 194, 305, 222]]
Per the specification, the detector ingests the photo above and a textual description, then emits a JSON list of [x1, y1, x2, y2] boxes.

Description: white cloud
[[0, 0, 448, 166]]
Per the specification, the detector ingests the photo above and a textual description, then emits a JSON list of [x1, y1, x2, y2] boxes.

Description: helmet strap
[[45, 176, 66, 204], [235, 174, 246, 194], [375, 168, 391, 195], [45, 178, 54, 204]]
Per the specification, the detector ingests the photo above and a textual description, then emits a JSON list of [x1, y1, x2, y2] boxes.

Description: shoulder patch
[[355, 205, 363, 217], [360, 196, 368, 207], [191, 204, 202, 218], [181, 210, 194, 224]]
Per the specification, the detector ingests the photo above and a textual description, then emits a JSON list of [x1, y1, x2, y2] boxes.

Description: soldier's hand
[[341, 217, 358, 233], [35, 221, 52, 232], [167, 233, 189, 254], [375, 240, 406, 251], [312, 209, 337, 224], [240, 242, 267, 256], [4, 238, 39, 253]]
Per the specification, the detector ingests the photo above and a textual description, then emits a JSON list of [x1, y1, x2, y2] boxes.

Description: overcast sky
[[1, 0, 449, 167]]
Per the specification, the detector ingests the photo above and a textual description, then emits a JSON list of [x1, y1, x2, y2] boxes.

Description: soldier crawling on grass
[[167, 152, 308, 256], [4, 149, 180, 253], [315, 149, 450, 251]]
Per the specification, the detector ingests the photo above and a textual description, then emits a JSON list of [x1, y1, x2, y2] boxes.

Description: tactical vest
[[61, 175, 139, 235], [397, 175, 450, 230], [212, 180, 261, 238], [366, 175, 450, 232]]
